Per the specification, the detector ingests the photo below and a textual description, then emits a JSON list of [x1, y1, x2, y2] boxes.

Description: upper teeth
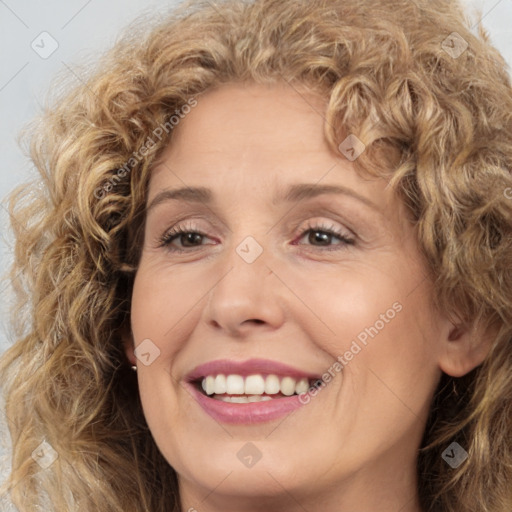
[[201, 374, 310, 396]]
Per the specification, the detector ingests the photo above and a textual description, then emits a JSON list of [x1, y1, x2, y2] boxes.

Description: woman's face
[[127, 82, 451, 511]]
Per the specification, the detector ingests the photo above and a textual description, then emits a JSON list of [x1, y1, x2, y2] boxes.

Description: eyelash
[[158, 220, 355, 253]]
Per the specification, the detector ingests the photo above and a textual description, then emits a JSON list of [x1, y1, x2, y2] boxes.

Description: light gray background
[[0, 0, 511, 503]]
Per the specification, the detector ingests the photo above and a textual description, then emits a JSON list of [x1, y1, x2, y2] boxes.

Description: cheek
[[335, 282, 440, 427], [294, 259, 439, 404], [130, 261, 209, 351], [285, 260, 406, 351]]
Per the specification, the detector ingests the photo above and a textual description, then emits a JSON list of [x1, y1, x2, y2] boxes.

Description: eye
[[157, 220, 355, 254], [158, 222, 214, 253], [292, 221, 355, 250]]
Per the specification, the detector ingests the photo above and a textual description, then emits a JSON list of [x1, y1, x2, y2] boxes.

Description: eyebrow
[[276, 183, 380, 212], [147, 186, 212, 212], [147, 183, 381, 213]]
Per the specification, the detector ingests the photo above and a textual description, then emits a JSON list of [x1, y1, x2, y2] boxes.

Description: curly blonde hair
[[1, 0, 512, 510]]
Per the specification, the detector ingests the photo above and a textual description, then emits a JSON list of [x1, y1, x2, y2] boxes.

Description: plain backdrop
[[0, 0, 511, 497]]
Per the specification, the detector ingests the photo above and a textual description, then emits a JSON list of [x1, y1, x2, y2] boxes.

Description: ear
[[438, 315, 498, 377], [121, 322, 137, 366]]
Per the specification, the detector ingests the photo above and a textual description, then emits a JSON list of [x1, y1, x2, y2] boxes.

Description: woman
[[1, 0, 511, 510]]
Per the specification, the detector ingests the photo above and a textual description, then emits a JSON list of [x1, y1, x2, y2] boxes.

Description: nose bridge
[[204, 232, 285, 333]]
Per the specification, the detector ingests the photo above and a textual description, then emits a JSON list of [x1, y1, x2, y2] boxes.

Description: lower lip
[[186, 382, 307, 424]]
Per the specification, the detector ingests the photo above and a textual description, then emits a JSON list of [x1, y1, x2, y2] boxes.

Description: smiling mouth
[[194, 373, 320, 402]]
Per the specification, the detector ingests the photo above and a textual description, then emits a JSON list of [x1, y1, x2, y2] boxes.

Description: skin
[[124, 81, 492, 512]]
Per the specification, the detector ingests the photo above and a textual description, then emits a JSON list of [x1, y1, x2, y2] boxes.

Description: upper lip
[[185, 358, 321, 382]]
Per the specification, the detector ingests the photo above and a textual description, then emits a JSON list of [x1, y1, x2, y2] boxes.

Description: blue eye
[[158, 221, 355, 253]]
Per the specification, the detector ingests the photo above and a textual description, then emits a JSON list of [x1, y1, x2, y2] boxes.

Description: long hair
[[1, 0, 512, 510]]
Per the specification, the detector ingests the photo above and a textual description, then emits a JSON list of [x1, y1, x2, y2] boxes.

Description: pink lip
[[185, 358, 321, 381], [185, 381, 308, 424], [184, 358, 321, 425]]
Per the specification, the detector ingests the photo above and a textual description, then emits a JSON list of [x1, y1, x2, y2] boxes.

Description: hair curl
[[1, 0, 512, 510]]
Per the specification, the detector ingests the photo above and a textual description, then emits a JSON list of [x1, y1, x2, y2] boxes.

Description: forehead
[[147, 82, 402, 224], [152, 83, 348, 183], [160, 82, 330, 162]]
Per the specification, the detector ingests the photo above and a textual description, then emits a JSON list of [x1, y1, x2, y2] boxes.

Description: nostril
[[251, 319, 264, 325]]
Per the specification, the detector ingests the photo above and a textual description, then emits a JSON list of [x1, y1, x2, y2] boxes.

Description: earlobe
[[438, 319, 497, 377]]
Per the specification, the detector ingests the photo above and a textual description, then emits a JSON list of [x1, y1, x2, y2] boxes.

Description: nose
[[203, 241, 286, 338]]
